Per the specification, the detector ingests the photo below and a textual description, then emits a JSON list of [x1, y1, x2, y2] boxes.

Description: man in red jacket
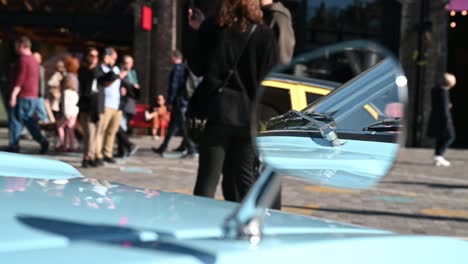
[[5, 36, 49, 154]]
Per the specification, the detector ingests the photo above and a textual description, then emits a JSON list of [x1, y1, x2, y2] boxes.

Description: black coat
[[78, 65, 130, 122], [77, 66, 97, 113], [78, 66, 103, 122], [189, 20, 278, 127], [428, 85, 454, 138], [119, 78, 140, 116]]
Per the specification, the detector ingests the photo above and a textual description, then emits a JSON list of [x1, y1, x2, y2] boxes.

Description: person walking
[[57, 56, 80, 152], [78, 47, 100, 167], [47, 60, 66, 120], [5, 36, 49, 154], [116, 55, 140, 158], [95, 47, 128, 164], [152, 50, 197, 158], [428, 73, 457, 167], [261, 0, 295, 64], [188, 0, 278, 202], [33, 52, 50, 124]]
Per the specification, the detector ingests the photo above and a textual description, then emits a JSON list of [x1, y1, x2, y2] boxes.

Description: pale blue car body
[[2, 41, 468, 263], [1, 152, 468, 264], [257, 136, 398, 189]]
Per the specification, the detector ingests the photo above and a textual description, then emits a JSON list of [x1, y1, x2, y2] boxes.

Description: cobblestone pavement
[[1, 128, 467, 239]]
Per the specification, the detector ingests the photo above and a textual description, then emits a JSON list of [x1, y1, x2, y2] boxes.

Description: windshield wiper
[[288, 110, 344, 147], [363, 118, 402, 132]]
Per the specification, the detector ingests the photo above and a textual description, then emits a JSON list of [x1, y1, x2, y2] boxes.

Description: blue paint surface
[[0, 152, 83, 179], [257, 136, 398, 190], [1, 152, 468, 263]]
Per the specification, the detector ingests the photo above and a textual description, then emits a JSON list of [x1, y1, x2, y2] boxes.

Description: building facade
[[189, 0, 461, 148], [0, 0, 465, 149]]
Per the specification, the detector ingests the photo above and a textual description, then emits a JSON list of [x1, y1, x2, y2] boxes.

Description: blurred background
[[0, 0, 466, 149]]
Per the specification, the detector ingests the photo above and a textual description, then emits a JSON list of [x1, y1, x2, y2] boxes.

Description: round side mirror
[[256, 40, 407, 190]]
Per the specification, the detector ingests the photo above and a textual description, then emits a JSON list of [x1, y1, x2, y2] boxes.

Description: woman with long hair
[[78, 47, 100, 167], [57, 56, 80, 152], [189, 0, 278, 202]]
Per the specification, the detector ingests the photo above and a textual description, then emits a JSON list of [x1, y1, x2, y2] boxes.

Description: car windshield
[[278, 48, 384, 84], [302, 58, 402, 131]]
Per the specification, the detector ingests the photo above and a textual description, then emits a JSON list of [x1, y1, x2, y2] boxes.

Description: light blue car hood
[[1, 153, 468, 263]]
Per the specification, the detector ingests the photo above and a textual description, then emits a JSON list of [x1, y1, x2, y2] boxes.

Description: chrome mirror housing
[[224, 40, 407, 242], [257, 40, 407, 188]]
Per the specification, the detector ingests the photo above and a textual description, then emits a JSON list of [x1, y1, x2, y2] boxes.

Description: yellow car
[[261, 73, 381, 121]]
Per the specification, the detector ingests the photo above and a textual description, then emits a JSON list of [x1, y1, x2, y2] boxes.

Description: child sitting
[[145, 94, 169, 140]]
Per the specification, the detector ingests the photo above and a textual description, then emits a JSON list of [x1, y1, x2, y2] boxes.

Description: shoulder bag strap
[[220, 24, 258, 88]]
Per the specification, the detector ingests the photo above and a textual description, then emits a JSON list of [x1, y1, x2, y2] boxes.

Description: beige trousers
[[96, 107, 122, 159]]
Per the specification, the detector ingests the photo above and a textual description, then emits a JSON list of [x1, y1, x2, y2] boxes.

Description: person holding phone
[[116, 55, 140, 158], [94, 48, 129, 165], [188, 0, 278, 202]]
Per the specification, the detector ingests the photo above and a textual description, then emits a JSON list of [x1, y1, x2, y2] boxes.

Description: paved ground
[[1, 128, 468, 239]]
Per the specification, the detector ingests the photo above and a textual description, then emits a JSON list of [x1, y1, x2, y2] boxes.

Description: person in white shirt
[[57, 56, 80, 152], [94, 48, 128, 164]]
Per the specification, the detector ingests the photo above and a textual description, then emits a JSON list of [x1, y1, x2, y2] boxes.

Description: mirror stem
[[222, 165, 281, 243]]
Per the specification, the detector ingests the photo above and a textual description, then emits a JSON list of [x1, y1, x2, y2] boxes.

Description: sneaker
[[82, 159, 90, 168], [433, 156, 451, 167], [172, 145, 186, 152], [2, 145, 20, 153], [181, 152, 199, 159], [40, 141, 49, 155], [152, 147, 165, 156], [95, 159, 104, 167], [89, 159, 98, 167], [128, 145, 140, 157], [57, 145, 67, 152], [103, 156, 116, 163], [152, 135, 160, 141]]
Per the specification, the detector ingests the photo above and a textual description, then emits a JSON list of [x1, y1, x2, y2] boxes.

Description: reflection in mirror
[[256, 41, 407, 189]]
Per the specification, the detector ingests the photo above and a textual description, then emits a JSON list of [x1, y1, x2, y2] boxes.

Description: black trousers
[[435, 126, 456, 156], [193, 124, 256, 202], [116, 114, 134, 156], [159, 106, 196, 153]]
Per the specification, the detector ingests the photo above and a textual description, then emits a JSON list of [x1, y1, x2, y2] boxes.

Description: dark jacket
[[428, 85, 454, 138], [92, 65, 108, 121], [78, 66, 103, 123], [78, 66, 97, 113], [168, 63, 187, 108], [189, 20, 278, 127], [262, 2, 295, 64], [119, 78, 140, 115], [78, 64, 123, 122]]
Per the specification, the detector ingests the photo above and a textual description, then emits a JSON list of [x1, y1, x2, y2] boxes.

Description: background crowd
[[1, 0, 457, 207]]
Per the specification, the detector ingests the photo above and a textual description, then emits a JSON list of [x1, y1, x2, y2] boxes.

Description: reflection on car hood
[[0, 177, 390, 252], [1, 153, 468, 263], [0, 152, 83, 179], [2, 176, 468, 263], [257, 131, 398, 189]]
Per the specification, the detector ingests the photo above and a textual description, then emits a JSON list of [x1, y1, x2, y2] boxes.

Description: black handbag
[[186, 25, 258, 142], [187, 24, 257, 119], [123, 97, 137, 115]]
